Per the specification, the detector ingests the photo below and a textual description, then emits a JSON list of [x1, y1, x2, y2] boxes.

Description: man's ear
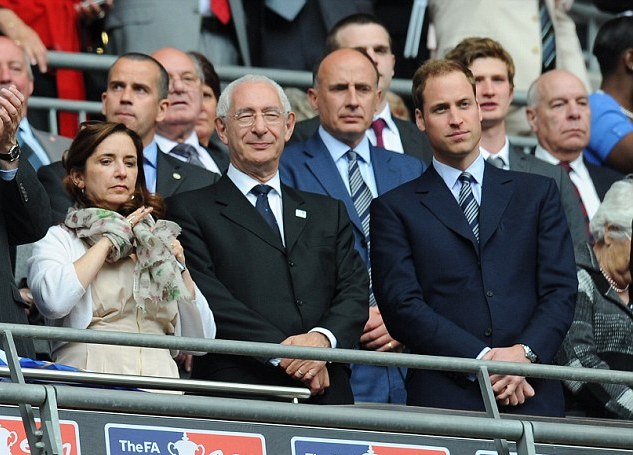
[[307, 88, 319, 111], [415, 108, 426, 132], [215, 117, 228, 144], [526, 107, 538, 133], [155, 99, 169, 123]]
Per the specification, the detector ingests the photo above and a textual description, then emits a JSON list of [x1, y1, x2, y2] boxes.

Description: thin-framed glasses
[[228, 109, 285, 128]]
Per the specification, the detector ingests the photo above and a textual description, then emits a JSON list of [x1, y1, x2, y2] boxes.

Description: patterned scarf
[[64, 208, 192, 310]]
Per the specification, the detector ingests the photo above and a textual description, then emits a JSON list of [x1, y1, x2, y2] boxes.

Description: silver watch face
[[0, 144, 20, 161]]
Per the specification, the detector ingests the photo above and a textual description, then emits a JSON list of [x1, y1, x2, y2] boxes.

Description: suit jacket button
[[484, 328, 493, 337], [295, 299, 303, 306], [288, 260, 295, 267], [486, 290, 494, 297]]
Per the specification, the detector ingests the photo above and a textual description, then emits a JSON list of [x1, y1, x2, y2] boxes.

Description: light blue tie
[[458, 172, 479, 242], [17, 129, 44, 170]]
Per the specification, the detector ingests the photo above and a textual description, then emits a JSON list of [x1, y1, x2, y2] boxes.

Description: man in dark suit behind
[[289, 14, 433, 164], [0, 85, 51, 358], [167, 74, 368, 403], [526, 69, 623, 228], [280, 48, 424, 404], [371, 59, 577, 416], [38, 53, 218, 224]]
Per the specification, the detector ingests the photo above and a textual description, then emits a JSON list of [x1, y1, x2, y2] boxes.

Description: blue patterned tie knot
[[251, 184, 282, 242]]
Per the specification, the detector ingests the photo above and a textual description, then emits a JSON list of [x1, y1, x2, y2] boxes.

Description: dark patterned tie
[[559, 161, 591, 240], [371, 118, 387, 148], [251, 184, 282, 242], [487, 155, 505, 169], [540, 0, 556, 72], [347, 150, 376, 306], [170, 143, 205, 168], [458, 172, 480, 242]]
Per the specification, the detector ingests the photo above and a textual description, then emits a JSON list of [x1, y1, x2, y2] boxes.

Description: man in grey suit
[[38, 53, 218, 224], [289, 14, 433, 164], [446, 37, 588, 247]]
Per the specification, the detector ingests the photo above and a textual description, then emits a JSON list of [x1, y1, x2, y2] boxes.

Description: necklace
[[621, 105, 633, 122], [600, 266, 630, 293]]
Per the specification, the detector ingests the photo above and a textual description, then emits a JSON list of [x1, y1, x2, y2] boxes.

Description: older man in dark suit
[[168, 74, 368, 403], [371, 60, 577, 416], [0, 85, 51, 358]]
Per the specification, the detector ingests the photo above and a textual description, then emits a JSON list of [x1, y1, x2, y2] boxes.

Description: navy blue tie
[[251, 184, 282, 242], [458, 172, 480, 242]]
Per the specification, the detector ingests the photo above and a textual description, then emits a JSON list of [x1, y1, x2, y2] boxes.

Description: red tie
[[559, 161, 592, 240], [211, 0, 231, 24], [371, 119, 387, 148]]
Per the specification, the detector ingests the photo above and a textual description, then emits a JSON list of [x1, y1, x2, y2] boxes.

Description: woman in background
[[557, 177, 633, 419], [28, 122, 215, 377]]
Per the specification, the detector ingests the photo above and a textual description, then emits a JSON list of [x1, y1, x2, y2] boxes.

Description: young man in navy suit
[[371, 59, 577, 416], [281, 48, 424, 404]]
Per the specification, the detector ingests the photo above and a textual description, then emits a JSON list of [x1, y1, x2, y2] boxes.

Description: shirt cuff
[[0, 168, 18, 181]]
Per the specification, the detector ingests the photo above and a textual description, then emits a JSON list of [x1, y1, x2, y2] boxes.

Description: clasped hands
[[279, 332, 331, 396], [482, 344, 536, 407]]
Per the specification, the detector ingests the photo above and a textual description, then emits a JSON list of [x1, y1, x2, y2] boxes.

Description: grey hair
[[590, 175, 633, 242], [216, 74, 291, 118], [526, 78, 540, 107]]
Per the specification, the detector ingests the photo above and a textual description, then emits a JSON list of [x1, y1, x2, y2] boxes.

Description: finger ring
[[387, 341, 393, 351], [297, 369, 304, 376]]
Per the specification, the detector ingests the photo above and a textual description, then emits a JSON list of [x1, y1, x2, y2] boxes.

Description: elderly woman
[[557, 176, 633, 419], [28, 122, 215, 377]]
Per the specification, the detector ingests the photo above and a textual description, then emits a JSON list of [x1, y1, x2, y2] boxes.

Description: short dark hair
[[187, 51, 221, 100], [109, 53, 170, 100], [445, 37, 515, 89], [325, 13, 392, 53], [63, 122, 165, 217], [412, 59, 476, 111], [593, 15, 633, 77]]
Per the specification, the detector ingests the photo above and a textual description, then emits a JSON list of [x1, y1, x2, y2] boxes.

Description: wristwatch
[[0, 144, 21, 162], [521, 344, 538, 363]]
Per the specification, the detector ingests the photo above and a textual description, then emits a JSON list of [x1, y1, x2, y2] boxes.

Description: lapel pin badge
[[295, 209, 307, 219], [173, 172, 182, 180]]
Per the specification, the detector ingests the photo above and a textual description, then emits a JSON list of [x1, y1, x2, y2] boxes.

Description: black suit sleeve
[[2, 160, 51, 244], [37, 162, 71, 225]]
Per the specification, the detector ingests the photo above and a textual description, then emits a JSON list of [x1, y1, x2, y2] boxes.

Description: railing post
[[516, 421, 537, 455], [477, 365, 510, 455], [0, 330, 63, 454]]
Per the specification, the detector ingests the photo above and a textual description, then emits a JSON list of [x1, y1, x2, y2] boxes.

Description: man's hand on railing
[[279, 332, 330, 395], [483, 345, 536, 406]]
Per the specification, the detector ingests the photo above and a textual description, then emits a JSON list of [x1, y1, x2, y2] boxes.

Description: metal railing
[[1, 323, 633, 455]]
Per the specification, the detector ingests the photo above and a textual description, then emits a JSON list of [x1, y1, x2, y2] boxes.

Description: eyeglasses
[[168, 72, 200, 90], [228, 109, 285, 128]]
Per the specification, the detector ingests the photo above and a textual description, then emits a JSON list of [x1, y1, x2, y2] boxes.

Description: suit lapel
[[156, 150, 184, 197], [371, 145, 399, 195], [479, 163, 514, 248], [303, 134, 363, 234], [216, 176, 286, 253], [281, 185, 307, 252], [418, 166, 479, 248], [508, 148, 530, 172]]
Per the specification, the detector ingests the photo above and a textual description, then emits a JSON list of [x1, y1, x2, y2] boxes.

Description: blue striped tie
[[458, 172, 479, 242], [347, 150, 376, 306], [540, 0, 556, 72]]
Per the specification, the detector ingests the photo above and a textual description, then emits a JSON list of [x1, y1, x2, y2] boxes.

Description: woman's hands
[[125, 206, 153, 229]]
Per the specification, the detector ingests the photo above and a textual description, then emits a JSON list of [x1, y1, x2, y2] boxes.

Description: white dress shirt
[[534, 146, 600, 219], [479, 137, 511, 170], [366, 104, 404, 153]]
